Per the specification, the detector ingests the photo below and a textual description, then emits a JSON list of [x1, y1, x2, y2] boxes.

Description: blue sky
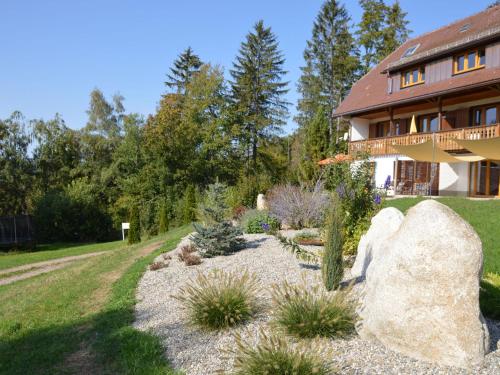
[[0, 0, 492, 133]]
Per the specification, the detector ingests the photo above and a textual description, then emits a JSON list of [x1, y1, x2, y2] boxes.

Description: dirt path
[[0, 241, 163, 287]]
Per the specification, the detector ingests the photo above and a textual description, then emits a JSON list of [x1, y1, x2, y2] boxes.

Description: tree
[[296, 0, 359, 179], [165, 47, 203, 94], [230, 20, 289, 176], [158, 200, 170, 234], [322, 195, 344, 291], [182, 184, 196, 224], [128, 205, 141, 244], [379, 1, 411, 60], [357, 0, 387, 74]]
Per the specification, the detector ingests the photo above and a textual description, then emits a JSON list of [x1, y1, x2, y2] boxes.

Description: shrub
[[271, 281, 355, 339], [343, 216, 370, 256], [158, 200, 170, 234], [267, 181, 330, 229], [184, 253, 202, 266], [322, 197, 344, 291], [177, 244, 202, 266], [293, 231, 323, 246], [128, 205, 141, 244], [191, 222, 245, 257], [174, 270, 260, 330], [150, 261, 167, 271], [230, 330, 334, 375], [240, 209, 280, 234], [162, 253, 172, 261], [182, 184, 197, 224]]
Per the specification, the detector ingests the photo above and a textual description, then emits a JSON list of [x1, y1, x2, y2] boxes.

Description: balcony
[[349, 124, 500, 156]]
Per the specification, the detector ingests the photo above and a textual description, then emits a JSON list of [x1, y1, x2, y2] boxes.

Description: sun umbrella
[[409, 115, 417, 134]]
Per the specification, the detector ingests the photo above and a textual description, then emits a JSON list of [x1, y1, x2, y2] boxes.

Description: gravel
[[134, 232, 500, 375]]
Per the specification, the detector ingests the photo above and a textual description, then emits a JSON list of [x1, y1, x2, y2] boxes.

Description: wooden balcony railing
[[349, 124, 500, 156]]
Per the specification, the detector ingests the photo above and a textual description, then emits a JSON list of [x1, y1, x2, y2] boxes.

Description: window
[[453, 48, 486, 74], [418, 114, 439, 133], [459, 23, 471, 33], [401, 66, 425, 88], [402, 44, 420, 58], [470, 104, 499, 126]]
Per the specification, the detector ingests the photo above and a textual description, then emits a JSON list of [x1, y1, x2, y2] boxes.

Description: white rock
[[358, 199, 490, 368], [256, 193, 268, 211], [351, 207, 404, 279]]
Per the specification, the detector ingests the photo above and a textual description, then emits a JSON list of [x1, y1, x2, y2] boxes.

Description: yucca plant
[[271, 280, 355, 339], [174, 269, 260, 330], [230, 330, 335, 374]]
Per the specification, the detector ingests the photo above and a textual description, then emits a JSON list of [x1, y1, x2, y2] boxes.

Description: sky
[[0, 0, 494, 134]]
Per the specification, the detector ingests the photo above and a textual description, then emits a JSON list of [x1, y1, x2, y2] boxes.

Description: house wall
[[350, 117, 370, 141], [425, 57, 453, 85], [486, 41, 500, 68], [438, 162, 469, 196]]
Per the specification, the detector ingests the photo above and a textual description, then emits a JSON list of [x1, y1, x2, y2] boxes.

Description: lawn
[[0, 225, 191, 375], [384, 197, 500, 319], [0, 241, 125, 271]]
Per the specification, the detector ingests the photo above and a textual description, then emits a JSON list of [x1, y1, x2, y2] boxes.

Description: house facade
[[334, 5, 500, 197]]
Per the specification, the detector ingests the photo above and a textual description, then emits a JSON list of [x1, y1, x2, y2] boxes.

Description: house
[[334, 5, 500, 197]]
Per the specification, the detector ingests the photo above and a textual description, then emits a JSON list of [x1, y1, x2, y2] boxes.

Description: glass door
[[471, 161, 500, 196]]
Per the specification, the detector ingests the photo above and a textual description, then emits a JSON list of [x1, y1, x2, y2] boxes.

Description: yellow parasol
[[409, 115, 417, 134]]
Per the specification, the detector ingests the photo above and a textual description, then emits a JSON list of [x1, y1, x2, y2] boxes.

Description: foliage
[[191, 222, 245, 257], [182, 184, 197, 224], [197, 182, 230, 225], [293, 231, 323, 246], [230, 330, 334, 375], [343, 216, 370, 256], [128, 206, 141, 244], [230, 20, 289, 175], [271, 280, 355, 338], [267, 181, 330, 229], [240, 209, 280, 234], [177, 244, 202, 266], [149, 261, 167, 271], [174, 269, 260, 330], [275, 233, 320, 264], [322, 197, 344, 291], [158, 200, 170, 234], [165, 47, 203, 94]]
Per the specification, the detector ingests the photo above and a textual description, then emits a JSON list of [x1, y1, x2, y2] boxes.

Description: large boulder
[[351, 207, 404, 279], [256, 193, 268, 211], [358, 199, 489, 368]]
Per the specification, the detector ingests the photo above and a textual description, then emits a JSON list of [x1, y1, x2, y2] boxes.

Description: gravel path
[[134, 233, 500, 375]]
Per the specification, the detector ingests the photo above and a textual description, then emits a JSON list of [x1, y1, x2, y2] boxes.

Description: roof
[[335, 5, 500, 117]]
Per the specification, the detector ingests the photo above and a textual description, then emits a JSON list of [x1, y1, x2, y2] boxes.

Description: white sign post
[[121, 222, 130, 241]]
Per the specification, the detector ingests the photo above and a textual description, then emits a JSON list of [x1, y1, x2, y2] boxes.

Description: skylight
[[402, 44, 420, 58], [459, 23, 471, 32]]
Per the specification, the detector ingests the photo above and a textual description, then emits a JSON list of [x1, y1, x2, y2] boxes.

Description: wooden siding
[[349, 124, 500, 156], [443, 108, 469, 129], [388, 73, 401, 93], [425, 57, 453, 85], [486, 41, 500, 68]]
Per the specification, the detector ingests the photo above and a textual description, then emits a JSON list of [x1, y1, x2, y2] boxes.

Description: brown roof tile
[[335, 5, 500, 117]]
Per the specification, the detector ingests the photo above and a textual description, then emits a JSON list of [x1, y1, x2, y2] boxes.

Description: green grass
[[0, 240, 125, 271], [383, 197, 500, 319], [0, 225, 191, 375]]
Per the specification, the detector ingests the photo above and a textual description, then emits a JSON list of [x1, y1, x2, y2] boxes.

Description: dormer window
[[401, 66, 425, 88], [402, 44, 420, 58], [453, 48, 485, 74]]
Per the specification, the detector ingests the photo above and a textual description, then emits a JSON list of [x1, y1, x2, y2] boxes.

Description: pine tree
[[128, 205, 141, 244], [230, 20, 289, 175], [357, 0, 387, 74], [197, 182, 229, 225], [158, 200, 170, 234], [379, 1, 411, 60], [182, 184, 196, 224], [322, 196, 344, 291], [165, 47, 203, 94], [296, 0, 359, 178]]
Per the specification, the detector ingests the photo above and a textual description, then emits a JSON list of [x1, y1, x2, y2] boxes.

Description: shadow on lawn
[[0, 307, 171, 375]]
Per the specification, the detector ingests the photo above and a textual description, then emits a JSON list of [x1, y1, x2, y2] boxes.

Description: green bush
[[158, 201, 170, 234], [241, 209, 280, 234], [174, 270, 260, 330], [271, 281, 355, 339], [128, 206, 141, 244], [343, 216, 370, 256], [322, 197, 344, 291], [231, 330, 334, 375], [191, 222, 245, 257], [182, 184, 197, 224]]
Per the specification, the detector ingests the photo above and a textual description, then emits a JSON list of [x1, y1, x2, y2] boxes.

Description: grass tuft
[[230, 330, 335, 375], [271, 280, 355, 339], [174, 269, 259, 330]]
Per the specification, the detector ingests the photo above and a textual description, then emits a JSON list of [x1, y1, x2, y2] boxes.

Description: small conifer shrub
[[182, 185, 197, 224], [230, 330, 334, 375], [271, 280, 355, 339], [128, 205, 141, 244], [174, 270, 259, 330], [158, 200, 170, 234], [322, 196, 344, 291]]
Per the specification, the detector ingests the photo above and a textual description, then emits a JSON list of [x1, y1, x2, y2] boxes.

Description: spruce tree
[[357, 0, 387, 74], [230, 20, 289, 175], [379, 1, 411, 60], [128, 205, 141, 244], [296, 0, 359, 177], [322, 196, 344, 291], [165, 47, 203, 94]]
